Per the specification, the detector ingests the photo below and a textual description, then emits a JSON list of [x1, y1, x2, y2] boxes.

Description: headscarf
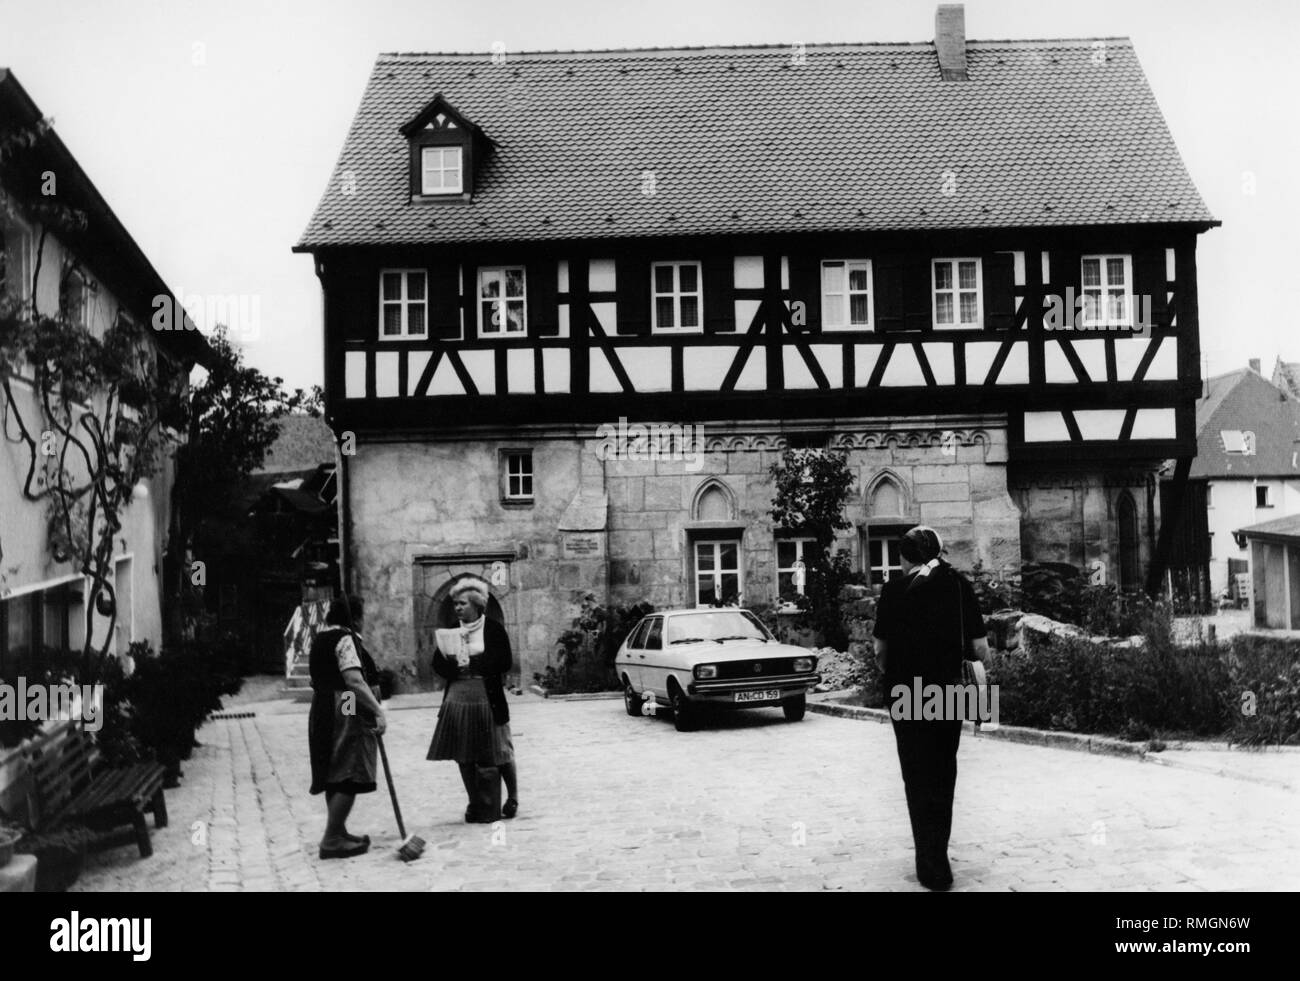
[[899, 526, 944, 577]]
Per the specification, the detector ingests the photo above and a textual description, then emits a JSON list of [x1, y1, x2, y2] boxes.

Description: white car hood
[[677, 639, 812, 663]]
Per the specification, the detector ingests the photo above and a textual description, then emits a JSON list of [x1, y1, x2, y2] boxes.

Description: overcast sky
[[1, 0, 1293, 392]]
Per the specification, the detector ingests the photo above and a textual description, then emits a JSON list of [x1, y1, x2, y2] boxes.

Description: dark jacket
[[873, 560, 986, 691], [432, 618, 512, 726]]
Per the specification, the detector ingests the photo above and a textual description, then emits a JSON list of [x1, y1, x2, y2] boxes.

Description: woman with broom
[[426, 577, 519, 822], [308, 594, 387, 859]]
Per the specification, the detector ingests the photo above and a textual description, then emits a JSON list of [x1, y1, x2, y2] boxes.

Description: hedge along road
[[72, 692, 1300, 892]]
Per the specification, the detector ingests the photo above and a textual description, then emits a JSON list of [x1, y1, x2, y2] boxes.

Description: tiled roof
[[296, 39, 1215, 249], [256, 415, 336, 474], [1192, 369, 1300, 479]]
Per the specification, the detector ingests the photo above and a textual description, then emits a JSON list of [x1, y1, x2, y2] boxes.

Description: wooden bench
[[22, 726, 168, 858]]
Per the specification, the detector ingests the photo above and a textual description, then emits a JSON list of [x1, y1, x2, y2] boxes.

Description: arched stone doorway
[[415, 572, 507, 686]]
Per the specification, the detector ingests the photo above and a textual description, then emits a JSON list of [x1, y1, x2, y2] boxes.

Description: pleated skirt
[[426, 678, 514, 766]]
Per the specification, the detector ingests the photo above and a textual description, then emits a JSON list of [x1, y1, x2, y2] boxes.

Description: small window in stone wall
[[776, 537, 815, 601], [501, 450, 534, 504], [863, 525, 909, 586]]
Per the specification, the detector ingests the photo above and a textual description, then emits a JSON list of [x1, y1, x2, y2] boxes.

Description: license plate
[[734, 690, 780, 703]]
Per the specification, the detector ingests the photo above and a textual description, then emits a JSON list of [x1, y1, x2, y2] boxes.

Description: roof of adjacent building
[[0, 69, 213, 368], [255, 414, 337, 474], [1234, 513, 1300, 542], [1192, 368, 1300, 479], [1272, 358, 1300, 399], [296, 38, 1216, 249]]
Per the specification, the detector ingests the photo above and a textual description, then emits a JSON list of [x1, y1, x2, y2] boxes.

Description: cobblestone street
[[73, 692, 1300, 892]]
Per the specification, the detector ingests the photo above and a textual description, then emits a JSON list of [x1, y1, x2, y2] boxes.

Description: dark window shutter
[[336, 265, 373, 342], [1132, 247, 1169, 330], [702, 255, 734, 334], [983, 252, 1016, 331], [1054, 248, 1083, 326], [788, 255, 821, 333], [902, 255, 933, 331], [429, 263, 461, 339], [874, 257, 905, 333], [616, 256, 650, 335], [527, 259, 558, 336]]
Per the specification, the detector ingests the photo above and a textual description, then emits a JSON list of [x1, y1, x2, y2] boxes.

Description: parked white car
[[614, 608, 820, 731]]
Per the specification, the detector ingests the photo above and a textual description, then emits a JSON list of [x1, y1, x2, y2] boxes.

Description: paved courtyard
[[73, 692, 1300, 892]]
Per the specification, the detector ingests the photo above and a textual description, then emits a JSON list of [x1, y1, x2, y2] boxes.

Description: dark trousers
[[891, 718, 962, 884]]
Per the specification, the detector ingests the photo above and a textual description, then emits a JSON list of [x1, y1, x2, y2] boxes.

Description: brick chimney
[[1249, 358, 1261, 373], [936, 4, 968, 81]]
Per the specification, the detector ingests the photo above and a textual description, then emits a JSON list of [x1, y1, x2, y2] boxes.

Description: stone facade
[[1009, 468, 1161, 589], [347, 415, 1034, 689]]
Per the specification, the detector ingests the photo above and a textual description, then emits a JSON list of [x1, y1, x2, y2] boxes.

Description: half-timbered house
[[295, 6, 1217, 685]]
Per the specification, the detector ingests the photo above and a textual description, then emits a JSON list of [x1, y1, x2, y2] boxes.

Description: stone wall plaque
[[561, 532, 605, 559]]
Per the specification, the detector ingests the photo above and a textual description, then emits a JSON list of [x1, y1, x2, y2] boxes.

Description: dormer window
[[401, 94, 493, 202], [421, 146, 462, 195]]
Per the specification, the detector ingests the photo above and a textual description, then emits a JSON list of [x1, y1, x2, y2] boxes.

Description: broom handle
[[336, 592, 407, 841], [377, 733, 407, 841]]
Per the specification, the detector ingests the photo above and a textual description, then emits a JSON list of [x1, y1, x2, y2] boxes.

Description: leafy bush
[[98, 639, 242, 769], [985, 602, 1231, 738], [1224, 635, 1300, 746], [538, 594, 652, 694], [769, 449, 856, 650]]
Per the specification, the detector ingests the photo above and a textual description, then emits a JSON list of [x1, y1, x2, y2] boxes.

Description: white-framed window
[[379, 270, 427, 339], [421, 146, 463, 195], [932, 258, 982, 328], [776, 537, 816, 600], [479, 266, 527, 336], [651, 261, 702, 332], [821, 260, 873, 330], [1256, 485, 1272, 508], [693, 539, 742, 607], [1081, 254, 1132, 327], [502, 450, 533, 501], [865, 527, 907, 586]]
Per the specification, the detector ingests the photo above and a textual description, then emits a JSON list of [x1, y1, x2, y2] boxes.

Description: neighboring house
[[196, 414, 338, 672], [0, 69, 210, 811], [1233, 514, 1300, 631], [294, 6, 1217, 685], [1185, 362, 1300, 598], [0, 68, 209, 672]]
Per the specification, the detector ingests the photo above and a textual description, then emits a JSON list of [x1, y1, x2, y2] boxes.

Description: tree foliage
[[768, 448, 856, 649], [166, 326, 321, 639]]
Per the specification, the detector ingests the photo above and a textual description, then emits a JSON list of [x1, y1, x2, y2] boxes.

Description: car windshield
[[666, 610, 771, 645]]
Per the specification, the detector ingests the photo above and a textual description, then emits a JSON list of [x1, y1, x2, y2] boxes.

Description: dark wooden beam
[[1147, 455, 1192, 597]]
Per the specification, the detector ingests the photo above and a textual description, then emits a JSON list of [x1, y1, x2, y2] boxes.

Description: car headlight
[[793, 657, 813, 673], [695, 664, 718, 680]]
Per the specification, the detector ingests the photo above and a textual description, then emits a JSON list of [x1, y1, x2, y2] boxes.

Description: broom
[[337, 592, 426, 861], [378, 732, 426, 861]]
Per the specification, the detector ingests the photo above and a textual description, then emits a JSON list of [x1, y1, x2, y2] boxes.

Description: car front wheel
[[623, 680, 641, 717], [670, 687, 696, 732], [783, 693, 806, 722]]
